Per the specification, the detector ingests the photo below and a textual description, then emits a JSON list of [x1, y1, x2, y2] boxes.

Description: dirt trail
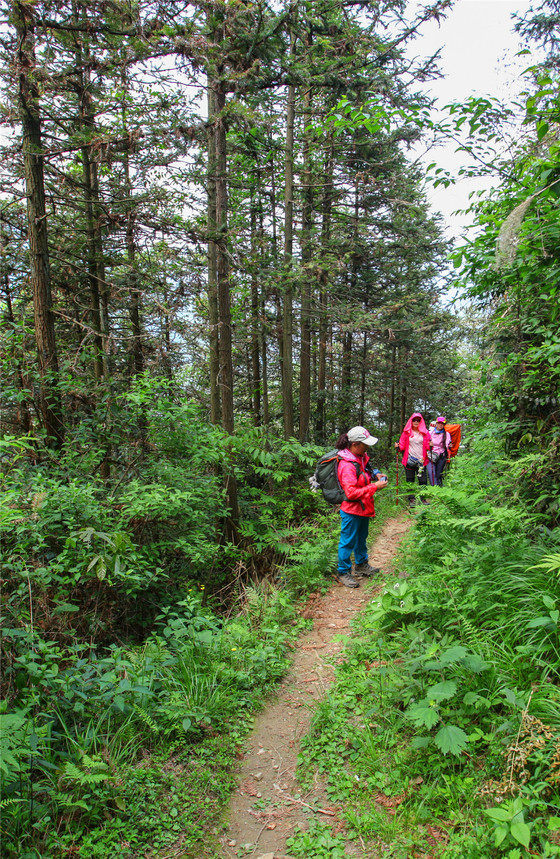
[[219, 515, 411, 859]]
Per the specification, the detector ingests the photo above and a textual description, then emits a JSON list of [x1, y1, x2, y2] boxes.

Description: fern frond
[[0, 797, 24, 809], [133, 704, 160, 734]]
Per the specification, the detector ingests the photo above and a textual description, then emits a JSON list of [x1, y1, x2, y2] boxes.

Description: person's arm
[[339, 460, 380, 500]]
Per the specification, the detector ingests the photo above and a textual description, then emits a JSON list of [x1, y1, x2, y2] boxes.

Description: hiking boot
[[354, 562, 380, 577], [421, 498, 430, 505], [335, 572, 359, 588]]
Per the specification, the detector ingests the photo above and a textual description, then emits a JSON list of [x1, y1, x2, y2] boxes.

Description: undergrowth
[[0, 391, 349, 857]]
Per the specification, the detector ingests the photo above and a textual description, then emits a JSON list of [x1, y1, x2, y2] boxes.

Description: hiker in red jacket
[[335, 426, 388, 589], [396, 412, 431, 506]]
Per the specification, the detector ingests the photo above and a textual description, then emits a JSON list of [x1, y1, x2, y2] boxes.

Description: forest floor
[[218, 514, 412, 859]]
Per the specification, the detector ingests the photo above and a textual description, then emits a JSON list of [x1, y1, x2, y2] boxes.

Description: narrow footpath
[[219, 515, 411, 859]]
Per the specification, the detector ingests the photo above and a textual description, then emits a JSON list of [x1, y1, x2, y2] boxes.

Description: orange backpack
[[444, 424, 461, 458]]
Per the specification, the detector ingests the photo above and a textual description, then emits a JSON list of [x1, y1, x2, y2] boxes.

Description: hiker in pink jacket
[[427, 416, 452, 486], [335, 426, 388, 589], [396, 412, 431, 506]]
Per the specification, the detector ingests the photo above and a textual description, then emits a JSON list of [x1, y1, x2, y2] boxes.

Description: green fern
[[0, 797, 24, 809], [133, 704, 160, 735]]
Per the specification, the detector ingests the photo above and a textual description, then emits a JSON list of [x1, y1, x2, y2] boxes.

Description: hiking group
[[396, 412, 455, 506], [314, 415, 460, 589]]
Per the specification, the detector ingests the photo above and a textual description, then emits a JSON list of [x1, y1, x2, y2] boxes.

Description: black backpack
[[310, 450, 375, 505]]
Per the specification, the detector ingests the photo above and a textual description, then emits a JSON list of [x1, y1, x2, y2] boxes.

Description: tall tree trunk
[[78, 24, 110, 376], [214, 77, 235, 436], [328, 323, 335, 438], [316, 130, 333, 443], [399, 346, 408, 429], [120, 67, 149, 451], [214, 63, 240, 538], [13, 1, 64, 448], [120, 69, 143, 379], [340, 328, 353, 429], [206, 73, 221, 424], [299, 83, 313, 442], [250, 190, 261, 425], [387, 342, 396, 454], [258, 187, 270, 426], [269, 144, 284, 391], [161, 283, 173, 381], [340, 177, 360, 431], [281, 25, 296, 440], [359, 331, 367, 425], [73, 2, 104, 381]]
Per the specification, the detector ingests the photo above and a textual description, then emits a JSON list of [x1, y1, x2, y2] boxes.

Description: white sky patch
[[405, 0, 540, 243]]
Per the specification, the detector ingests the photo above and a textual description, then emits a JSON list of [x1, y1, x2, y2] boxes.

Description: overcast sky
[[406, 0, 538, 242]]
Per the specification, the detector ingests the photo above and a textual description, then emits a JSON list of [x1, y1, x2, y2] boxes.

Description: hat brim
[[363, 436, 378, 446]]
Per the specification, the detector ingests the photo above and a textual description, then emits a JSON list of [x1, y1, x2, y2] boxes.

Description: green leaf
[[53, 603, 80, 614], [494, 825, 508, 846], [548, 817, 560, 830], [434, 724, 468, 756], [405, 704, 440, 729], [510, 820, 530, 848], [527, 616, 554, 628], [426, 681, 457, 702], [438, 645, 467, 666], [182, 717, 192, 732], [461, 653, 488, 672], [485, 807, 511, 822]]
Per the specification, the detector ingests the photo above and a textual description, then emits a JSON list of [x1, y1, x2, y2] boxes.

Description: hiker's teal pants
[[337, 510, 369, 574]]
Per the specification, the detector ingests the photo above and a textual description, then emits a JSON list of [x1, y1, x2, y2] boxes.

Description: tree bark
[[316, 130, 333, 443], [72, 3, 105, 381], [359, 331, 367, 425], [120, 67, 144, 379], [250, 189, 261, 425], [399, 346, 408, 429], [214, 77, 235, 437], [387, 342, 396, 453], [340, 328, 353, 429], [206, 73, 221, 424], [298, 83, 313, 442], [258, 187, 270, 426], [13, 1, 64, 448], [213, 52, 240, 539], [281, 25, 296, 440]]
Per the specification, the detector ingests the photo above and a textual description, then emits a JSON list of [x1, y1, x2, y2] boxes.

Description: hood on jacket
[[338, 447, 369, 465], [402, 413, 428, 435]]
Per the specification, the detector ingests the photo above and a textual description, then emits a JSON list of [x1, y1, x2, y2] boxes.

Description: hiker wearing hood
[[396, 412, 431, 506], [335, 426, 388, 589], [428, 416, 452, 486]]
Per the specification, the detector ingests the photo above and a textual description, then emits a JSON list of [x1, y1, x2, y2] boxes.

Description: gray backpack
[[310, 450, 374, 505]]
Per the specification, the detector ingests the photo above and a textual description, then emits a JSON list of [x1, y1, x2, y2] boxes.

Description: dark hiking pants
[[434, 454, 447, 486], [404, 462, 427, 502]]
